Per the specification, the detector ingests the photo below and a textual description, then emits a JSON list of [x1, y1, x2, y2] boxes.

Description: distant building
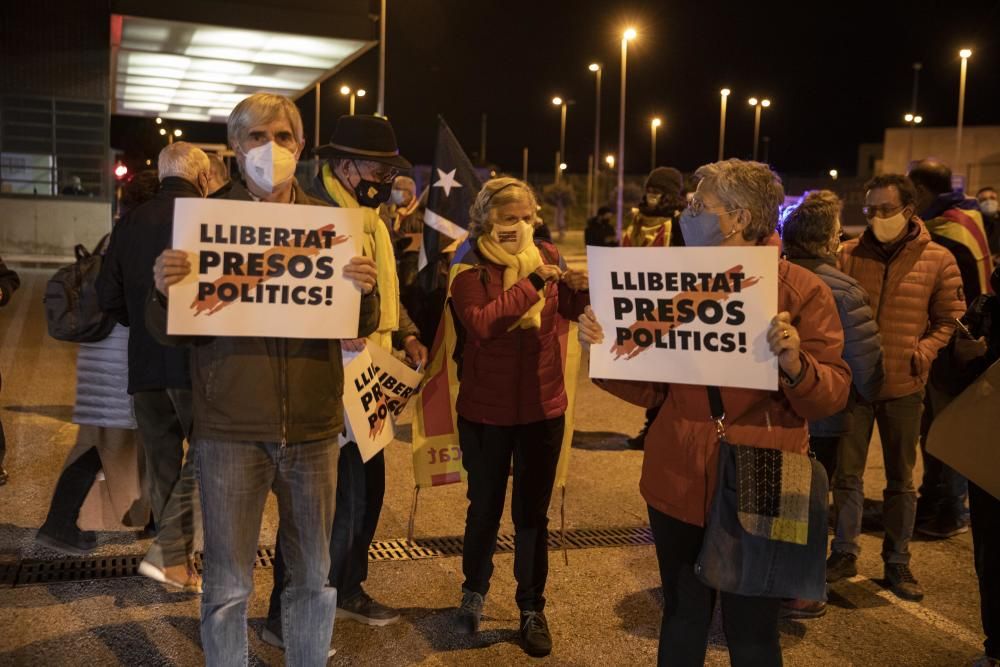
[[881, 125, 1000, 193]]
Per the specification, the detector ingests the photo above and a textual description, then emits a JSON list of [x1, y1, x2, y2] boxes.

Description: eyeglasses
[[353, 160, 398, 184], [861, 204, 904, 219], [688, 197, 740, 217]]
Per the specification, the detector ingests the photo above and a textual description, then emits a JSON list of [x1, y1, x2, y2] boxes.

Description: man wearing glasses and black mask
[[263, 115, 427, 652]]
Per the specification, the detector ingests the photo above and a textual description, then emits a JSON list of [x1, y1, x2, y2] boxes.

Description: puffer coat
[[451, 241, 590, 426], [788, 257, 884, 436], [72, 323, 137, 429], [839, 219, 965, 401]]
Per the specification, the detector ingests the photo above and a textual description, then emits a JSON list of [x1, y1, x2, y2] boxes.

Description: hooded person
[[622, 166, 686, 248], [263, 114, 428, 644]]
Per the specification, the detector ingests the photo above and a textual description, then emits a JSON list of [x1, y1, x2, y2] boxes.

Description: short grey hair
[[781, 190, 842, 259], [468, 177, 539, 239], [207, 154, 229, 182], [227, 93, 304, 149], [158, 142, 210, 184], [694, 159, 785, 242]]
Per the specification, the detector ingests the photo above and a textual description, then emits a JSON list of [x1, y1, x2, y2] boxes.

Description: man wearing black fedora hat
[[264, 115, 428, 645]]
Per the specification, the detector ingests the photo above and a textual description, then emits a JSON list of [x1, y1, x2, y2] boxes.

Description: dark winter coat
[[97, 177, 194, 394], [450, 241, 589, 425], [788, 257, 885, 436]]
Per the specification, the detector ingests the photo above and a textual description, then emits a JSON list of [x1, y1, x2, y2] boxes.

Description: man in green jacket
[[148, 93, 380, 667]]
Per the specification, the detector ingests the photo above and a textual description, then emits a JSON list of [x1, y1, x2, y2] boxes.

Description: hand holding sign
[[154, 249, 192, 296], [402, 335, 429, 369], [342, 256, 378, 295], [767, 312, 802, 379], [577, 305, 605, 347]]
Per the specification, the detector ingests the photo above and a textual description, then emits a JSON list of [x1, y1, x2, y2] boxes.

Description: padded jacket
[[597, 260, 851, 527], [788, 257, 884, 436], [839, 220, 965, 401], [451, 241, 589, 425]]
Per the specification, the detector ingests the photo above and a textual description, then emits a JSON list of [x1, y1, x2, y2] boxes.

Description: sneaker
[[260, 622, 336, 658], [336, 590, 400, 626], [884, 563, 924, 601], [916, 515, 970, 539], [519, 610, 552, 658], [826, 551, 858, 583], [779, 598, 827, 619], [457, 589, 484, 634], [137, 559, 202, 593], [35, 525, 97, 556]]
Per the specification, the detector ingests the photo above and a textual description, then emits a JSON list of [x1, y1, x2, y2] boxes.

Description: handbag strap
[[706, 386, 727, 441]]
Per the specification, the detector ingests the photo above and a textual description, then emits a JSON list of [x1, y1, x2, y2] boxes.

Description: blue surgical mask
[[678, 208, 735, 247]]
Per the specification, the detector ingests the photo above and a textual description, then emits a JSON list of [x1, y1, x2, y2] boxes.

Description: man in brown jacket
[[830, 174, 965, 601]]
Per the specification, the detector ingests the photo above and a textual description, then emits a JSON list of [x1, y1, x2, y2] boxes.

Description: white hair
[[158, 142, 210, 184]]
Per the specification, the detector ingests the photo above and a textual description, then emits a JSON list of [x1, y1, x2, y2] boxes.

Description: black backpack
[[44, 236, 116, 342]]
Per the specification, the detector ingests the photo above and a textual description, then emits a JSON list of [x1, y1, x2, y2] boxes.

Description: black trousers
[[42, 446, 102, 533], [132, 389, 193, 529], [458, 415, 564, 612], [809, 435, 839, 483], [268, 443, 386, 621], [970, 482, 1000, 659], [0, 418, 6, 468], [647, 505, 782, 667]]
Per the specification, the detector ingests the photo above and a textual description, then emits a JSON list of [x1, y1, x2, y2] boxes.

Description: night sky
[[113, 0, 1000, 178]]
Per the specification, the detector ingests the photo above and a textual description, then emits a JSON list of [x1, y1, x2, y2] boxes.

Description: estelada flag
[[412, 242, 582, 490]]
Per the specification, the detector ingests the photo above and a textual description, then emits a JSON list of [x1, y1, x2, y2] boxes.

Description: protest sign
[[587, 246, 779, 391], [341, 343, 425, 463], [168, 198, 364, 338]]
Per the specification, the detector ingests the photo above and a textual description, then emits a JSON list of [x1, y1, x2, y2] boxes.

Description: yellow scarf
[[476, 236, 546, 330], [322, 164, 399, 348]]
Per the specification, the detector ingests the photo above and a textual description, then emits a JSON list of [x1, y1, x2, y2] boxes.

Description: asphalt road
[[0, 262, 987, 666]]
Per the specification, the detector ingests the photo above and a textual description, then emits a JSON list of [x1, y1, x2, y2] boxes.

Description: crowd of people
[[0, 88, 996, 667]]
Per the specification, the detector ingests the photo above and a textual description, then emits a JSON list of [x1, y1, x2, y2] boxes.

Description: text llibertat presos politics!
[[611, 270, 750, 354]]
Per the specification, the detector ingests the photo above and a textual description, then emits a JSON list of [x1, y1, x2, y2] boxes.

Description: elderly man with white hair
[[98, 141, 213, 593], [146, 93, 381, 667]]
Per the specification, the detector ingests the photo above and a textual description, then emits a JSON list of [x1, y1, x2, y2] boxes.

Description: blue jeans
[[196, 438, 338, 667]]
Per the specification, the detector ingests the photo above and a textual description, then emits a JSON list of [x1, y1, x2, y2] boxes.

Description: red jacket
[[451, 242, 590, 425], [598, 260, 851, 526]]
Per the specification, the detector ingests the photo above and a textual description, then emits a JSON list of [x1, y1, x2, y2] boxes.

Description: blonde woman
[[451, 178, 589, 658]]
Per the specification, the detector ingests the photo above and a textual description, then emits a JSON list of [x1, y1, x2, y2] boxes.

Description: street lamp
[[829, 169, 838, 180], [155, 117, 163, 125], [605, 154, 615, 169], [650, 117, 662, 171], [589, 63, 602, 215], [560, 162, 568, 171], [552, 95, 567, 183], [340, 85, 366, 115], [616, 26, 637, 242], [748, 97, 771, 161], [173, 129, 182, 138], [956, 48, 972, 176], [718, 88, 730, 161]]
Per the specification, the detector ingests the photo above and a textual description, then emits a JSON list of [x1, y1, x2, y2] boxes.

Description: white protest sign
[[368, 343, 425, 420], [168, 198, 364, 339], [341, 346, 395, 462], [587, 245, 779, 391]]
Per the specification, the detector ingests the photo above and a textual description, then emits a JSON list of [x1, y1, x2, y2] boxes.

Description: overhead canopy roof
[[112, 14, 374, 122]]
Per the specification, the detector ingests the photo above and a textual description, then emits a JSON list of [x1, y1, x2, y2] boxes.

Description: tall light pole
[[616, 27, 636, 242], [904, 113, 923, 164], [908, 62, 922, 164], [956, 48, 972, 177], [552, 96, 567, 183], [718, 88, 730, 161], [749, 97, 771, 161], [650, 117, 661, 171], [589, 63, 602, 216], [340, 86, 366, 115], [377, 0, 386, 117]]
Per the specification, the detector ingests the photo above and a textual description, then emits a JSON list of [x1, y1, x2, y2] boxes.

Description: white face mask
[[241, 141, 297, 197], [980, 199, 999, 215], [491, 221, 533, 254], [391, 189, 410, 206], [870, 211, 909, 243]]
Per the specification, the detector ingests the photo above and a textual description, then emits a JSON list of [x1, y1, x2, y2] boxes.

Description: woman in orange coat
[[579, 159, 850, 667]]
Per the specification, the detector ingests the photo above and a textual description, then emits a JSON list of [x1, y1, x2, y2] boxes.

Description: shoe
[[0, 466, 8, 485], [457, 588, 484, 634], [780, 598, 827, 619], [972, 655, 1000, 667], [137, 559, 202, 593], [916, 515, 970, 539], [336, 590, 400, 626], [884, 563, 924, 601], [35, 525, 97, 556], [519, 610, 552, 658], [261, 622, 336, 658], [826, 551, 858, 583]]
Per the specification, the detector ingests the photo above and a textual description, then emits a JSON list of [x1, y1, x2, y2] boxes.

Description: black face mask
[[351, 161, 393, 208]]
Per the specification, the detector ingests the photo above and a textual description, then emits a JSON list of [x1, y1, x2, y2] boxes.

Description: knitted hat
[[644, 167, 683, 197]]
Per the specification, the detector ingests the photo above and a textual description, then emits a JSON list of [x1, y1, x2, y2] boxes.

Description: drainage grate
[[5, 526, 653, 587]]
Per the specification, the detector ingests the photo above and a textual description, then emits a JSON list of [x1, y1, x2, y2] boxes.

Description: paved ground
[[0, 264, 987, 666]]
